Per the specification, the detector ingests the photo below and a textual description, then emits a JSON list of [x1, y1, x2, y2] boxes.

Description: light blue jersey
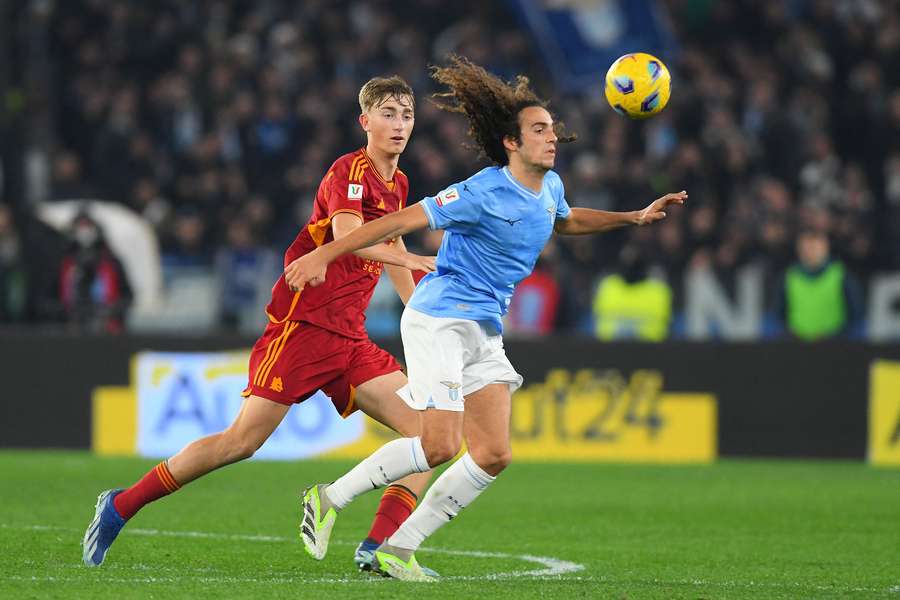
[[409, 166, 571, 333]]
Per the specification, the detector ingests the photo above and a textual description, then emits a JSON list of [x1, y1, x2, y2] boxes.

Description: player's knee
[[230, 440, 258, 462], [493, 448, 513, 472], [472, 447, 512, 476], [422, 437, 461, 467], [220, 430, 262, 462]]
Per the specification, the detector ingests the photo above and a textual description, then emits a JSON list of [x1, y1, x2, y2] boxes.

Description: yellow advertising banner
[[868, 360, 900, 467], [328, 368, 717, 463], [96, 355, 717, 464], [92, 386, 137, 456]]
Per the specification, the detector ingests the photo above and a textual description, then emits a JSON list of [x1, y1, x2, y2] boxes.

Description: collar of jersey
[[501, 166, 543, 199], [361, 148, 395, 187]]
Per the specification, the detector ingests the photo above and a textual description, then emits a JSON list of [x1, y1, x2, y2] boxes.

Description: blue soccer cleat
[[82, 489, 127, 566], [354, 538, 381, 571]]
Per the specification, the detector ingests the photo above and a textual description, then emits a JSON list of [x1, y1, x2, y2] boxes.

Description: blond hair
[[358, 75, 415, 113]]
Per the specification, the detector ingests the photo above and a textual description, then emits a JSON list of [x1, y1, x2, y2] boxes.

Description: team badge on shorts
[[440, 380, 462, 403]]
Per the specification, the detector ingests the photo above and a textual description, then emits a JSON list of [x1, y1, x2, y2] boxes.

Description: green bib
[[593, 274, 672, 341], [785, 262, 846, 340]]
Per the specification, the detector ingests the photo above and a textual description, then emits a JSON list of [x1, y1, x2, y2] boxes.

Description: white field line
[[1, 523, 583, 581], [4, 524, 896, 593]]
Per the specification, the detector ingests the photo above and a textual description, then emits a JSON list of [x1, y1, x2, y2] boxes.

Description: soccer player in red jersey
[[83, 76, 439, 575]]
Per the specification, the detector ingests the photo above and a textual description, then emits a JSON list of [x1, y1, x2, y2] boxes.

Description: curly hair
[[430, 56, 576, 166]]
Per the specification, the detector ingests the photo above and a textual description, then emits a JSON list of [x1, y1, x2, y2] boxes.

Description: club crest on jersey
[[436, 187, 459, 207], [347, 183, 363, 200]]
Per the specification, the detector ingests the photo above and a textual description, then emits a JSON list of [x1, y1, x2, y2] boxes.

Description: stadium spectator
[[0, 0, 896, 336], [50, 150, 95, 201], [214, 219, 278, 331], [57, 211, 132, 333], [776, 229, 863, 340], [593, 245, 672, 341], [161, 210, 212, 271], [0, 204, 28, 323], [506, 242, 561, 336]]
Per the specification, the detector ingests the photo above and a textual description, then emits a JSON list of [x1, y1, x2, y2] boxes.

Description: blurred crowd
[[1, 0, 898, 338]]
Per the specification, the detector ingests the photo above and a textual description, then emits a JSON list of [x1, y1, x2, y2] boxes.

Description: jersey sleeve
[[420, 181, 483, 231], [323, 159, 365, 220], [554, 174, 572, 219]]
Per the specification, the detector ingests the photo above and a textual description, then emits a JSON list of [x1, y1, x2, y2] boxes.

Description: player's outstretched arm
[[554, 191, 687, 235], [332, 213, 436, 274], [285, 204, 430, 291]]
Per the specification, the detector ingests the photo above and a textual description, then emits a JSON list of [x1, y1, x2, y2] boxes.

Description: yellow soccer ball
[[604, 53, 671, 120]]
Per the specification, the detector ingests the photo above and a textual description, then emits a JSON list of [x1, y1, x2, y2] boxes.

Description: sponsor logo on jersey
[[436, 187, 459, 206], [347, 183, 363, 199]]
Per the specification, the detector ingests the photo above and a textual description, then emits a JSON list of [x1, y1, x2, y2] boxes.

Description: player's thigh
[[224, 394, 291, 448], [399, 307, 469, 411], [462, 383, 512, 464], [353, 370, 422, 437]]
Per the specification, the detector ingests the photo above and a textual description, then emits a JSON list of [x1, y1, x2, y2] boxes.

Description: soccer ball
[[604, 53, 671, 120]]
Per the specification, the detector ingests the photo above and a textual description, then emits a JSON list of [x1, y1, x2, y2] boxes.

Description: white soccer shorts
[[396, 307, 523, 412]]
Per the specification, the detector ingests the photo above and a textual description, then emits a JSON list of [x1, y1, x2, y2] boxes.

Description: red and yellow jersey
[[266, 148, 409, 339]]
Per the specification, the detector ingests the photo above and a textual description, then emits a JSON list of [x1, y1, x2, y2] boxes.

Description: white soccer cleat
[[299, 484, 338, 560], [374, 542, 436, 582]]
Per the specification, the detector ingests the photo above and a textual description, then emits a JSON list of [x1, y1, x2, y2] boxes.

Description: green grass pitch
[[0, 451, 897, 599]]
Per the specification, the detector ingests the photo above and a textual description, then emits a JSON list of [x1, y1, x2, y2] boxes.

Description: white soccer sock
[[324, 436, 430, 510], [387, 452, 495, 551]]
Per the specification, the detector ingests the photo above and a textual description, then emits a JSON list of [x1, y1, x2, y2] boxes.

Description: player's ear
[[502, 135, 519, 153], [359, 113, 369, 132]]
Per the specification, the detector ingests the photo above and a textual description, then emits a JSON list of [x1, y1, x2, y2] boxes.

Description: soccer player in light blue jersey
[[288, 56, 687, 581]]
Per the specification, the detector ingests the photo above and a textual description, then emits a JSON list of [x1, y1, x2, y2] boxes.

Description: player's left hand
[[637, 190, 688, 225], [284, 251, 328, 293]]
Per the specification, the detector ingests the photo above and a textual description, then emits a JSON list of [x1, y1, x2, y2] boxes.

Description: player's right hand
[[637, 190, 687, 226], [285, 251, 328, 292], [404, 254, 437, 273]]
